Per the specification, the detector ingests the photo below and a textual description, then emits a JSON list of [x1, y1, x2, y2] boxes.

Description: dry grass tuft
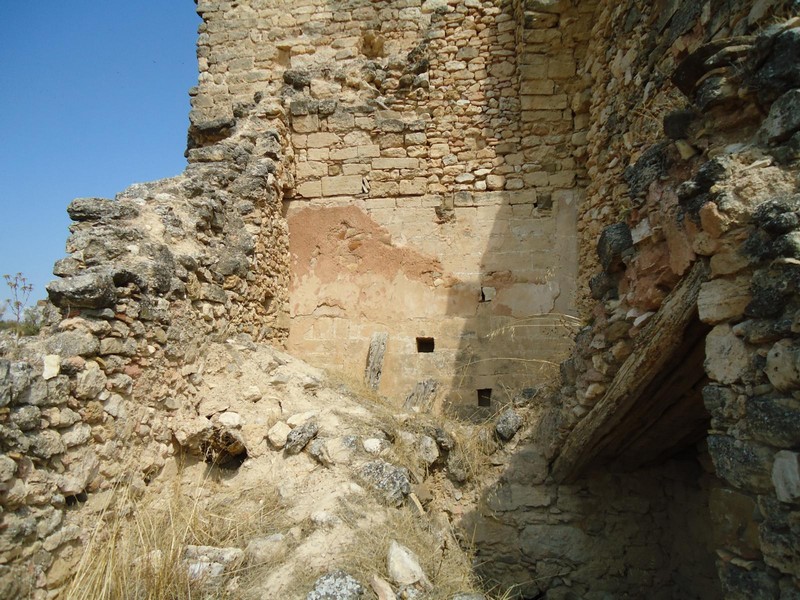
[[340, 506, 483, 599], [63, 472, 288, 600]]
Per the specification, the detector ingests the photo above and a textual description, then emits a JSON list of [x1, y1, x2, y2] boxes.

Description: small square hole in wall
[[477, 388, 492, 407], [416, 337, 435, 353]]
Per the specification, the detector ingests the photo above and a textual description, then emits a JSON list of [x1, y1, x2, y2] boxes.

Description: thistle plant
[[3, 273, 34, 347]]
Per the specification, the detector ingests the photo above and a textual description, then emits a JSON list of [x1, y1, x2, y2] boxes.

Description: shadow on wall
[[281, 0, 590, 415]]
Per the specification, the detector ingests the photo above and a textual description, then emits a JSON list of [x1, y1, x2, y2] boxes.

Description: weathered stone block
[[398, 178, 426, 196], [296, 161, 327, 179], [597, 222, 633, 272], [292, 114, 319, 133], [708, 435, 774, 493], [372, 158, 419, 170], [307, 132, 340, 148], [521, 94, 568, 110], [67, 198, 138, 222], [719, 562, 778, 600], [47, 272, 117, 309], [697, 277, 751, 324], [321, 175, 362, 196], [760, 89, 800, 144], [772, 451, 800, 503], [357, 145, 380, 158], [746, 396, 800, 448], [44, 331, 100, 358], [296, 181, 322, 198], [765, 339, 800, 392], [705, 324, 750, 385]]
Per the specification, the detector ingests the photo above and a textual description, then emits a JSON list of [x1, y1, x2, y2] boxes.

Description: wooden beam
[[551, 261, 709, 482], [604, 325, 709, 466]]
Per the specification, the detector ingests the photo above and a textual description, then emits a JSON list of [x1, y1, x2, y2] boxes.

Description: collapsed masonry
[[2, 0, 800, 598]]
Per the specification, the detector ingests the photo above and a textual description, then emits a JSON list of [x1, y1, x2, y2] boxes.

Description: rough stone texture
[[284, 420, 319, 455], [759, 89, 800, 144], [46, 271, 118, 309], [357, 460, 411, 506], [772, 451, 800, 503], [3, 2, 800, 600], [307, 570, 365, 600], [495, 409, 523, 441], [386, 540, 429, 587]]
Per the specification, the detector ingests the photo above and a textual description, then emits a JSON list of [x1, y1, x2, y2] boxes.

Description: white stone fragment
[[772, 451, 800, 503], [387, 540, 431, 588], [267, 421, 292, 449], [218, 411, 243, 428], [42, 355, 61, 380], [363, 438, 384, 454]]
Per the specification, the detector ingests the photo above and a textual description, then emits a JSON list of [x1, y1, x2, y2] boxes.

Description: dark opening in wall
[[416, 337, 435, 353], [477, 388, 492, 407], [480, 286, 496, 302], [65, 491, 88, 506]]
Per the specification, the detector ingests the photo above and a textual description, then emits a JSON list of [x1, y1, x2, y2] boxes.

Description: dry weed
[[63, 471, 288, 600], [340, 505, 482, 599]]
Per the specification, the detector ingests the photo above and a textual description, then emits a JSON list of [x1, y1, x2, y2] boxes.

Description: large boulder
[[47, 271, 117, 309]]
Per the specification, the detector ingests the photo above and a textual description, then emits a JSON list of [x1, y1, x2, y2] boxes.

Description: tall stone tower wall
[[190, 0, 596, 411], [1, 1, 799, 599]]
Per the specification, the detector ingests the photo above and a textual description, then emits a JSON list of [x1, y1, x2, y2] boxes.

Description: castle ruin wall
[[1, 0, 799, 598]]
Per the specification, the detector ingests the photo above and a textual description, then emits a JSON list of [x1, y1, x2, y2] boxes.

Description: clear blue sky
[[0, 2, 200, 308]]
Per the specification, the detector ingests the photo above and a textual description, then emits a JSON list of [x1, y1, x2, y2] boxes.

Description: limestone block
[[486, 174, 506, 190], [398, 178, 426, 196], [708, 435, 774, 493], [697, 276, 751, 324], [759, 89, 800, 144], [549, 171, 576, 187], [322, 175, 363, 196], [520, 79, 555, 97], [296, 161, 327, 179], [429, 144, 450, 158], [521, 94, 568, 110], [75, 362, 107, 400], [292, 114, 319, 133], [308, 148, 329, 161], [372, 158, 419, 170], [42, 355, 61, 380], [342, 163, 370, 175], [267, 422, 292, 449], [387, 540, 431, 588], [297, 181, 322, 198], [705, 324, 750, 385], [772, 451, 800, 503], [548, 56, 576, 78], [357, 144, 381, 158], [765, 339, 800, 392], [330, 147, 358, 160], [307, 132, 340, 148], [99, 337, 138, 356]]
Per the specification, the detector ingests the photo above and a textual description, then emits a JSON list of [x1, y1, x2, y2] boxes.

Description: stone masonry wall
[[2, 1, 800, 598], [188, 0, 599, 410], [462, 2, 800, 599], [528, 3, 800, 600], [0, 156, 290, 596]]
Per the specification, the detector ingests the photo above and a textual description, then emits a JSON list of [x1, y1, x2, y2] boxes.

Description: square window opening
[[477, 388, 492, 407], [416, 337, 435, 353]]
